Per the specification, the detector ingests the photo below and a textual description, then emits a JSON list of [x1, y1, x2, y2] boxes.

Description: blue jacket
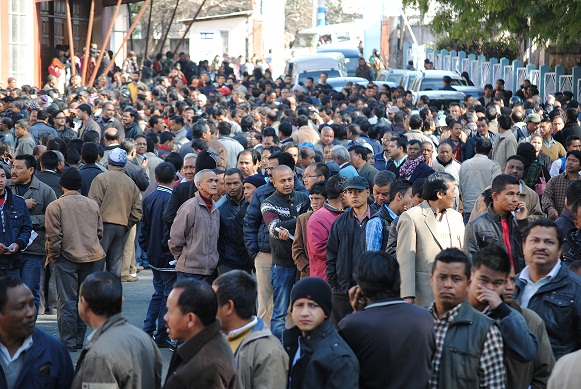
[[408, 161, 435, 183], [374, 152, 388, 171], [79, 163, 104, 197], [140, 185, 174, 271], [28, 122, 58, 143], [0, 188, 32, 270], [464, 133, 498, 160], [243, 177, 307, 260], [218, 195, 252, 271], [0, 327, 73, 389]]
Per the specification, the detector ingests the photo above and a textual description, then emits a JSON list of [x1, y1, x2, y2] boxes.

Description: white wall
[[188, 16, 248, 63], [261, 0, 285, 75]]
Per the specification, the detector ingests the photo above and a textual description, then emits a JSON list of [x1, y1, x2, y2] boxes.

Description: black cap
[[346, 175, 369, 190], [59, 168, 82, 191], [291, 277, 332, 316]]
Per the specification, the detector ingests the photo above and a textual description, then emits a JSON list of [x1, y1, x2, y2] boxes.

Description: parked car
[[318, 77, 397, 92], [376, 69, 420, 89], [317, 47, 361, 76], [409, 70, 484, 108], [289, 52, 347, 85]]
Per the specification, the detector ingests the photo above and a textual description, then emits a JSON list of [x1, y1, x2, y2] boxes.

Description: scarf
[[400, 155, 425, 180]]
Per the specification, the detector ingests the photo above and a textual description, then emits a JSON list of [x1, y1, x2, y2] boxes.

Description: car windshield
[[388, 74, 404, 85], [420, 77, 464, 91], [344, 57, 358, 76], [293, 33, 316, 49], [300, 70, 341, 83]]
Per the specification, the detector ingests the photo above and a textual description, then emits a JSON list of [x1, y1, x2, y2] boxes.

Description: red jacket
[[306, 203, 343, 281]]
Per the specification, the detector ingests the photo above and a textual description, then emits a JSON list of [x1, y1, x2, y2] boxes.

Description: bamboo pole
[[101, 0, 152, 79], [172, 0, 208, 56], [65, 0, 76, 75], [89, 0, 123, 87], [141, 0, 154, 68], [159, 0, 180, 55], [81, 0, 95, 85]]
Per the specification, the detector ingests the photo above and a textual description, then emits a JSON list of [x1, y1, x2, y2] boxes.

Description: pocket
[[478, 231, 499, 247], [449, 348, 480, 382]]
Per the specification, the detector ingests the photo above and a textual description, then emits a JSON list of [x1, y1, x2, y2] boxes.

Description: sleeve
[[492, 304, 538, 363], [326, 220, 340, 289], [386, 218, 399, 257], [365, 217, 383, 251], [139, 199, 150, 252], [97, 205, 104, 241], [540, 178, 556, 213], [30, 187, 57, 229], [396, 212, 417, 299], [134, 168, 150, 191], [261, 201, 282, 238], [87, 176, 104, 206], [549, 159, 561, 178], [292, 215, 310, 273], [163, 185, 183, 228], [463, 221, 480, 260], [308, 215, 330, 263], [479, 324, 506, 389], [128, 188, 143, 229], [492, 162, 502, 179], [243, 192, 263, 260], [250, 344, 289, 389], [326, 354, 360, 389], [73, 353, 120, 388], [531, 316, 556, 389], [44, 202, 62, 264], [526, 191, 544, 221], [15, 204, 32, 251], [169, 203, 194, 259]]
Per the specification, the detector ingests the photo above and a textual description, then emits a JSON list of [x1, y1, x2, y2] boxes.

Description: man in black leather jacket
[[465, 174, 528, 272], [515, 219, 581, 360]]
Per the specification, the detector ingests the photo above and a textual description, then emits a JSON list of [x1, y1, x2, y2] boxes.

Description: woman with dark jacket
[[518, 142, 550, 191]]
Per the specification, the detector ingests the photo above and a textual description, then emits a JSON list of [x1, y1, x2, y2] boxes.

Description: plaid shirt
[[428, 302, 505, 389], [541, 173, 579, 215]]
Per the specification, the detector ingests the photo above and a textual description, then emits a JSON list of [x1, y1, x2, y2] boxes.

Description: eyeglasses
[[381, 138, 392, 143]]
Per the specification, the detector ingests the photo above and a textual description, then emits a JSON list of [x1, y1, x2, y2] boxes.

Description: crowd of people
[[0, 47, 581, 388]]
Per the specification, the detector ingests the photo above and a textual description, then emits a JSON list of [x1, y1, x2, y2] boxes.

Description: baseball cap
[[345, 175, 369, 190], [526, 113, 541, 123]]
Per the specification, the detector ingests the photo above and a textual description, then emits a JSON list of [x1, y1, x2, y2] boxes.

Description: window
[[8, 0, 33, 86]]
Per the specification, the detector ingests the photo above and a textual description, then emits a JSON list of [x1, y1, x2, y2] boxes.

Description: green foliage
[[435, 37, 519, 60], [403, 0, 581, 50]]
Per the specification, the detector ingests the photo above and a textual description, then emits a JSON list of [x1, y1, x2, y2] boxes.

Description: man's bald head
[[104, 128, 119, 142], [271, 165, 293, 179], [271, 165, 294, 195]]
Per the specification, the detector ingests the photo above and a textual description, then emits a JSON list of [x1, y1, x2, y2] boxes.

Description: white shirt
[[0, 335, 33, 365], [517, 260, 562, 308]]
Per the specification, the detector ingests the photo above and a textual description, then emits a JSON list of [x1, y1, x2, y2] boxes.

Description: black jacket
[[563, 228, 581, 264], [36, 170, 63, 198], [464, 205, 526, 272], [163, 181, 195, 228], [554, 122, 581, 146], [139, 186, 174, 270], [515, 263, 581, 359], [79, 163, 104, 197], [326, 207, 370, 293], [217, 195, 252, 271], [282, 319, 359, 389], [123, 161, 149, 191]]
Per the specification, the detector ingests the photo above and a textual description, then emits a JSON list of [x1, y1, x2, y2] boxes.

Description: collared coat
[[396, 201, 465, 305]]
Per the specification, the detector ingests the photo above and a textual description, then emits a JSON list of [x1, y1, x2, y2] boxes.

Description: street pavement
[[36, 269, 174, 380]]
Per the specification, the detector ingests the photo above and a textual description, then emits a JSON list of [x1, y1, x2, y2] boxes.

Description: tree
[[403, 0, 581, 50]]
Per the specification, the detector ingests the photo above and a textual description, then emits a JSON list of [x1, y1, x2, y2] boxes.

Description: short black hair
[[173, 280, 217, 326], [432, 248, 471, 279], [155, 162, 176, 184], [472, 245, 511, 276], [213, 270, 257, 320], [326, 174, 348, 200], [80, 271, 122, 318], [39, 150, 59, 170], [521, 218, 564, 248], [0, 276, 26, 313], [269, 151, 295, 171], [165, 152, 184, 172], [279, 122, 293, 137], [423, 172, 455, 201], [475, 138, 493, 155], [412, 178, 426, 197], [374, 170, 396, 187], [390, 179, 412, 201], [309, 180, 327, 197], [355, 251, 400, 300], [224, 167, 244, 181], [390, 136, 408, 152], [312, 162, 330, 179], [218, 121, 232, 136], [15, 154, 36, 170], [491, 174, 519, 195], [566, 180, 581, 206]]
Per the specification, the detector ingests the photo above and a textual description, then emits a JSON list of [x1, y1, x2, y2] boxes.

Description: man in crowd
[[429, 248, 506, 388], [515, 219, 581, 359], [14, 120, 35, 156], [164, 280, 237, 388], [261, 165, 308, 339], [0, 276, 73, 388], [9, 154, 57, 310], [79, 142, 104, 196], [283, 277, 359, 388], [339, 251, 435, 388], [77, 103, 101, 139], [218, 168, 252, 273], [349, 145, 379, 190], [302, 162, 329, 192], [213, 270, 288, 389], [139, 162, 177, 349], [464, 174, 528, 272], [45, 168, 105, 352], [88, 148, 143, 277], [327, 176, 371, 323], [464, 117, 497, 160], [366, 179, 413, 251], [397, 173, 465, 305], [169, 169, 220, 282], [73, 272, 162, 388], [385, 136, 407, 178], [542, 150, 581, 219], [459, 138, 502, 224]]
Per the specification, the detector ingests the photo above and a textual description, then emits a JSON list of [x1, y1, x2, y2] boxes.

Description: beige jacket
[[88, 166, 143, 228], [291, 125, 320, 145], [396, 201, 465, 306], [45, 191, 105, 264], [169, 192, 220, 275], [492, 131, 518, 171]]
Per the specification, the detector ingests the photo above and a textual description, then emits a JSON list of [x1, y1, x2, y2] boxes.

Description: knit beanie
[[59, 168, 82, 191], [243, 174, 266, 189], [290, 277, 332, 316], [108, 148, 128, 167], [194, 150, 217, 173]]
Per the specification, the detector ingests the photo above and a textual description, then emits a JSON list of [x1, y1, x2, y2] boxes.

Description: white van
[[290, 52, 347, 85], [291, 22, 364, 54]]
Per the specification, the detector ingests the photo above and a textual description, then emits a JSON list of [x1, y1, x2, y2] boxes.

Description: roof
[[179, 10, 254, 24]]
